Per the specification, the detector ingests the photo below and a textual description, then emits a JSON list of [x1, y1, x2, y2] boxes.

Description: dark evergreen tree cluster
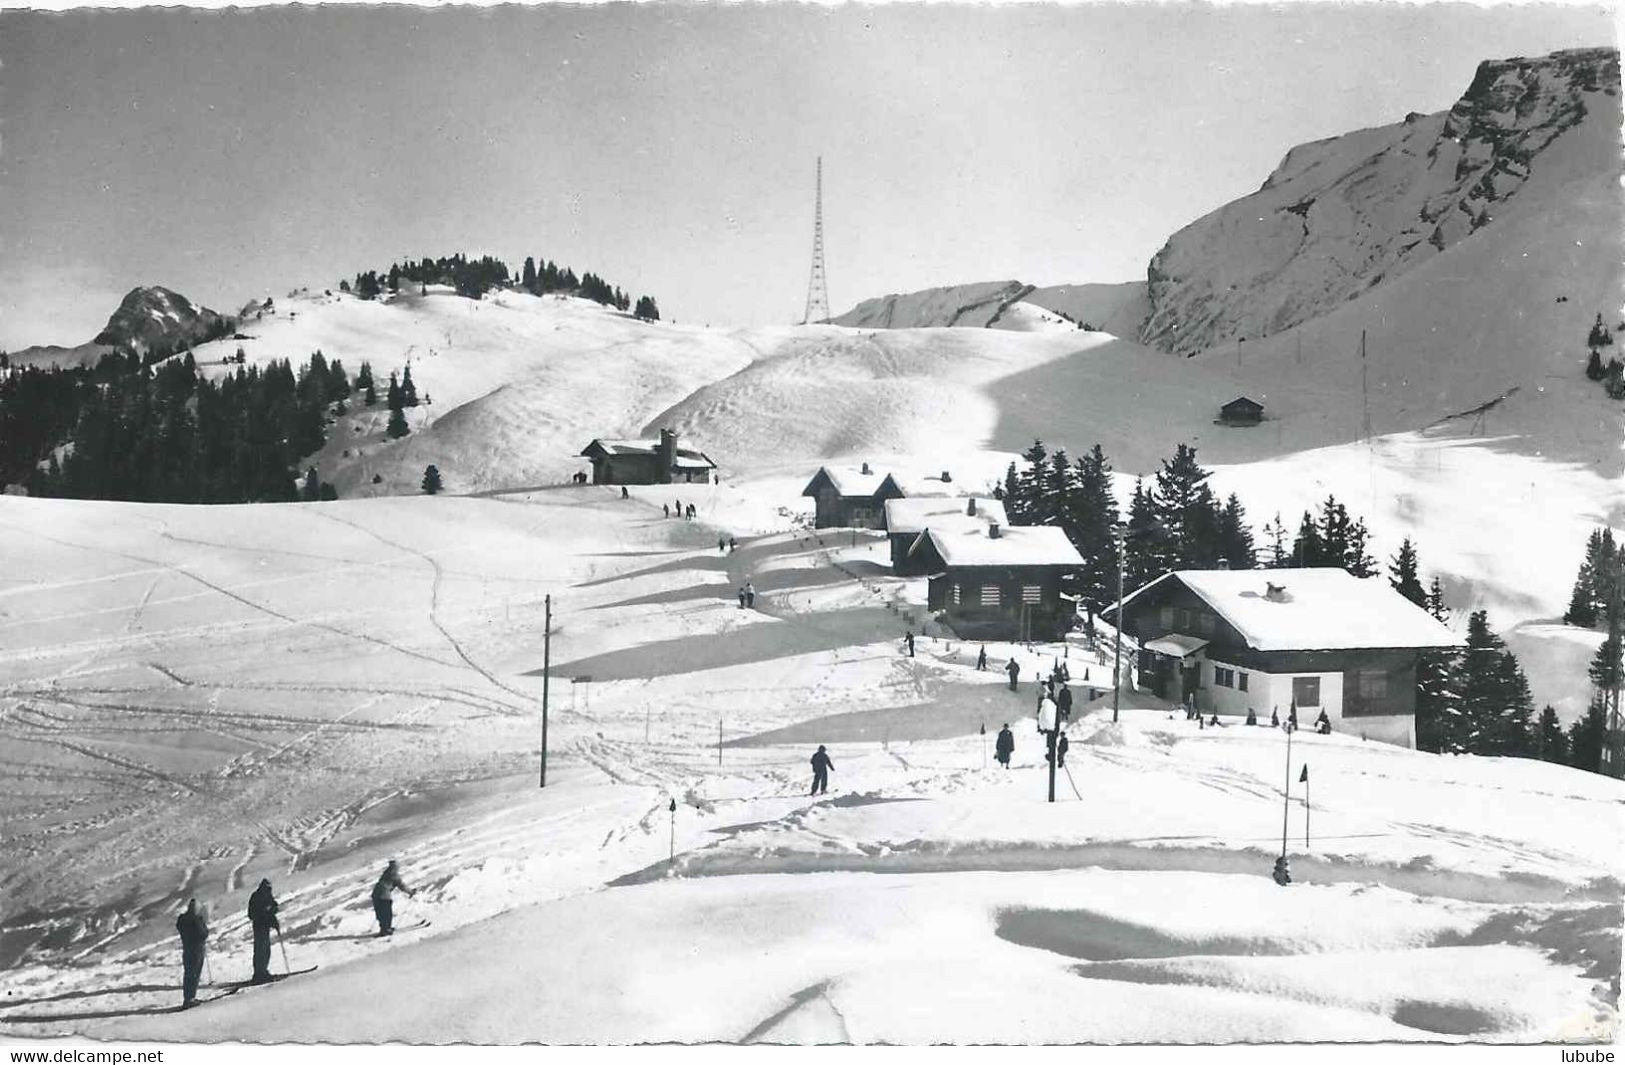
[[1582, 312, 1625, 400], [348, 252, 655, 315], [15, 349, 352, 504], [1279, 495, 1377, 575], [633, 295, 660, 321], [1564, 527, 1619, 628]]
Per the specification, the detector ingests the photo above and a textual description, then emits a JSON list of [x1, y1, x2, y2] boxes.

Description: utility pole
[[1607, 553, 1623, 777], [1112, 524, 1127, 724], [540, 594, 551, 788]]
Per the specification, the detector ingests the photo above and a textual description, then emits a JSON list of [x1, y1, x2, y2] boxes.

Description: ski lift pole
[[668, 798, 677, 867], [1305, 767, 1311, 849], [1280, 724, 1293, 859], [540, 594, 551, 788]]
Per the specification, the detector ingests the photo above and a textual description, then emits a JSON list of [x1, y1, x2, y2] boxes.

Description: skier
[[1006, 657, 1020, 691], [674, 497, 682, 516], [175, 898, 209, 1008], [621, 486, 629, 500], [976, 645, 988, 671], [1056, 684, 1073, 721], [1057, 732, 1069, 768], [371, 860, 416, 936], [745, 582, 756, 608], [995, 724, 1014, 768], [729, 536, 737, 553], [737, 586, 746, 609], [810, 744, 833, 795], [247, 878, 280, 984], [1246, 708, 1258, 726], [718, 536, 726, 553], [1208, 713, 1220, 727], [663, 503, 670, 519], [686, 503, 696, 520], [904, 630, 915, 658]]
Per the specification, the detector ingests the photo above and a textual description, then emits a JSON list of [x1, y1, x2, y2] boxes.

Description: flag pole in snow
[[668, 798, 676, 866], [718, 719, 723, 766], [1302, 764, 1310, 848], [1280, 720, 1293, 858], [540, 594, 551, 788]]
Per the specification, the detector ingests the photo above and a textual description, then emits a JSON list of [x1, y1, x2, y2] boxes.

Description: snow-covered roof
[[916, 524, 1084, 568], [580, 438, 715, 467], [1118, 569, 1463, 652], [1144, 634, 1210, 658], [803, 465, 901, 498], [883, 497, 1008, 535]]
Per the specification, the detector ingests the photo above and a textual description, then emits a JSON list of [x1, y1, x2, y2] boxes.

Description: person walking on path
[[1006, 657, 1020, 692], [1056, 684, 1073, 721], [745, 582, 756, 609], [976, 645, 988, 671], [247, 879, 280, 984], [810, 745, 833, 795], [686, 503, 696, 520], [718, 536, 727, 553], [372, 860, 416, 936], [995, 724, 1015, 768], [176, 899, 209, 1008], [904, 630, 915, 657], [729, 536, 737, 553], [1056, 732, 1069, 768], [737, 586, 747, 609], [621, 486, 629, 499], [663, 503, 670, 519]]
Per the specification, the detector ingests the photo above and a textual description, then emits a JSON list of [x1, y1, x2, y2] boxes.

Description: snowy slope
[[1141, 47, 1622, 357], [0, 491, 1617, 1043], [829, 280, 1036, 329], [185, 287, 758, 497], [1026, 280, 1150, 337]]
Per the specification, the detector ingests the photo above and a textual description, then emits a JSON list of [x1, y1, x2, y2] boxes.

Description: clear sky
[[0, 2, 1616, 348]]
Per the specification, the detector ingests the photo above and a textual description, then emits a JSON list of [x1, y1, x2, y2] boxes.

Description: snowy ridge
[[1140, 47, 1621, 356]]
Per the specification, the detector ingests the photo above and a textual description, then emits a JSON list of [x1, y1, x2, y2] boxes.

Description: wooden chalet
[[579, 428, 716, 485], [882, 496, 1007, 576], [909, 520, 1084, 641], [801, 463, 906, 529], [1108, 568, 1462, 747], [1219, 396, 1264, 426]]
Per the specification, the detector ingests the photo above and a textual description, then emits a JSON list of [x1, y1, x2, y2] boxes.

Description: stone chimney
[[860, 461, 872, 475], [966, 498, 978, 517], [657, 428, 677, 485], [988, 522, 1002, 539], [941, 470, 952, 483]]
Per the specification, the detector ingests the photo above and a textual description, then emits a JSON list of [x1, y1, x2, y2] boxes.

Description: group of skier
[[661, 498, 697, 520], [172, 862, 413, 1008], [735, 582, 756, 608]]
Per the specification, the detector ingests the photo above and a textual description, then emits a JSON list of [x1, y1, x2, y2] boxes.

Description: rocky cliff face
[[92, 286, 233, 359], [1139, 47, 1620, 356]]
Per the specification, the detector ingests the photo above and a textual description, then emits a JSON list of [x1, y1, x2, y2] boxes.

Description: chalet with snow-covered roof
[[579, 429, 716, 485], [1219, 396, 1264, 426], [883, 496, 1008, 575], [1108, 569, 1463, 747], [801, 463, 906, 529], [909, 521, 1084, 641]]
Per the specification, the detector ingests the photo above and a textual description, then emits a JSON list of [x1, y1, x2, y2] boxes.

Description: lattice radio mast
[[801, 156, 830, 325]]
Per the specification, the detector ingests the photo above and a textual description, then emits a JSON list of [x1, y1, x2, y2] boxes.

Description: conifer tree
[[1585, 348, 1606, 381], [1261, 512, 1289, 568], [1567, 694, 1608, 772], [1152, 443, 1221, 568], [634, 296, 660, 321], [1389, 537, 1427, 608], [1123, 478, 1168, 591], [1453, 610, 1518, 754], [1290, 511, 1324, 567], [1215, 493, 1256, 570], [422, 464, 443, 495], [1011, 441, 1048, 524], [1535, 705, 1569, 764], [1064, 445, 1120, 616], [387, 371, 402, 413], [302, 466, 321, 502], [386, 404, 410, 440], [522, 257, 537, 292], [1415, 577, 1460, 753], [402, 365, 418, 408]]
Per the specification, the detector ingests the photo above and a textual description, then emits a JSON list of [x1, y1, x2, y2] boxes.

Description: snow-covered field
[[1, 485, 1619, 1044]]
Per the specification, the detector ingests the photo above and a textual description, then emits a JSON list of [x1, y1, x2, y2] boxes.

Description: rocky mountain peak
[[92, 285, 234, 359]]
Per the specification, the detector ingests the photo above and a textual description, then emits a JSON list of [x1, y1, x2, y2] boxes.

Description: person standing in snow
[[729, 536, 737, 553], [1056, 733, 1069, 768], [810, 745, 833, 795], [736, 586, 746, 609], [1246, 708, 1258, 726], [663, 503, 670, 519], [745, 582, 756, 608], [1316, 710, 1332, 735], [1287, 706, 1299, 732], [247, 879, 280, 984], [976, 645, 988, 671], [175, 898, 209, 1008], [904, 630, 915, 657], [1006, 657, 1020, 692], [674, 497, 682, 516], [686, 503, 695, 520], [372, 860, 416, 936], [718, 536, 726, 553], [1056, 684, 1073, 721], [621, 486, 629, 499], [995, 724, 1014, 768]]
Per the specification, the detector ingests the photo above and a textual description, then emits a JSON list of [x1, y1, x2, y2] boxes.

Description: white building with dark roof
[[1109, 568, 1464, 747]]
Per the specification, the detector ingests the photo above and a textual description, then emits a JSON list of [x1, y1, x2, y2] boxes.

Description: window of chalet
[[1159, 607, 1175, 630], [1196, 612, 1216, 636], [851, 506, 873, 527], [1021, 584, 1042, 604], [980, 585, 1002, 607], [951, 583, 962, 606], [1292, 676, 1321, 708], [1238, 672, 1249, 692], [1214, 666, 1234, 688], [1357, 671, 1389, 699]]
